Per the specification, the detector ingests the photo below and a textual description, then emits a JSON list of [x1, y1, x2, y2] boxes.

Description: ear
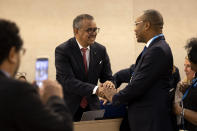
[[73, 28, 79, 35], [144, 21, 151, 31], [8, 47, 18, 64]]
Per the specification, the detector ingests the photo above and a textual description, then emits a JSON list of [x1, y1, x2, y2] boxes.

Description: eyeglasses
[[85, 28, 100, 34], [135, 21, 144, 26], [16, 72, 27, 77], [20, 48, 26, 56]]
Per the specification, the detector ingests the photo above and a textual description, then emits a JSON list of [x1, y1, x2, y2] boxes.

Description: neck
[[75, 37, 88, 48], [145, 31, 162, 43], [0, 61, 13, 77]]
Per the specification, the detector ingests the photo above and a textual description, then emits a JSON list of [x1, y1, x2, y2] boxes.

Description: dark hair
[[73, 14, 94, 29], [143, 9, 164, 29], [0, 19, 23, 64], [185, 37, 197, 64]]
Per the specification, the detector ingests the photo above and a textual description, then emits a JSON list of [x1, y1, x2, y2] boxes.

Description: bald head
[[142, 9, 164, 30]]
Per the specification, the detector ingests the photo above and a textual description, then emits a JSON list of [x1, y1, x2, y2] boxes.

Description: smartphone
[[35, 58, 48, 87]]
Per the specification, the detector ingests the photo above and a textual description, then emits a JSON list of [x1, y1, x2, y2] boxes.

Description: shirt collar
[[146, 34, 163, 48], [146, 37, 154, 48], [76, 38, 90, 50], [0, 69, 10, 77]]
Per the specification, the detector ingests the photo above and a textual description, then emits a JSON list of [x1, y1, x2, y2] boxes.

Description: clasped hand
[[96, 81, 117, 105]]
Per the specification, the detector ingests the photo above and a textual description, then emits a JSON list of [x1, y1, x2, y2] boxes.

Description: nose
[[134, 27, 137, 33]]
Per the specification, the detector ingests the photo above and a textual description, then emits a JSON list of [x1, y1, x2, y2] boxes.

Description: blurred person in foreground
[[0, 19, 73, 131]]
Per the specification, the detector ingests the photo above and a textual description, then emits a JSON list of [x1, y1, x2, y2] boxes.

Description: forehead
[[80, 19, 96, 28], [135, 15, 145, 22]]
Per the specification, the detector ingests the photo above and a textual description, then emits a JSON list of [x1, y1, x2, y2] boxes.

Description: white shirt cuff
[[93, 86, 98, 94]]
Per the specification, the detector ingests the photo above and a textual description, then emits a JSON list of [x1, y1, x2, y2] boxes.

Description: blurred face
[[184, 59, 195, 80], [75, 19, 98, 47], [134, 16, 146, 43]]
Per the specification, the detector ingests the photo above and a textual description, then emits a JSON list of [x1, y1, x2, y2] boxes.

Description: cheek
[[135, 27, 140, 33], [82, 33, 89, 39]]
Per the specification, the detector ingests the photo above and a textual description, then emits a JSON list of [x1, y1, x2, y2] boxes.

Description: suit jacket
[[0, 71, 73, 131], [112, 36, 174, 131], [113, 64, 135, 88], [55, 37, 113, 115]]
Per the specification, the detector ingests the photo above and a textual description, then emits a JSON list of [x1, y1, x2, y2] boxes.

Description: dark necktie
[[81, 48, 88, 73], [80, 48, 88, 108]]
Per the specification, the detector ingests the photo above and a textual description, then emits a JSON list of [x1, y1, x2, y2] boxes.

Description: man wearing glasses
[[55, 14, 114, 121], [102, 9, 174, 131]]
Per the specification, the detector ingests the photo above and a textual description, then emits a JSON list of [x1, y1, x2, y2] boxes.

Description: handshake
[[96, 81, 117, 105]]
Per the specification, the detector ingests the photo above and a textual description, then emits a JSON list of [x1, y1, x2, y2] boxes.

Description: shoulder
[[91, 42, 106, 52], [150, 39, 172, 54], [0, 77, 36, 94], [93, 42, 105, 48], [55, 37, 76, 52]]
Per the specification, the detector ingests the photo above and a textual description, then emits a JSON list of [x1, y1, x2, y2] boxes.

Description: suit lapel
[[133, 35, 165, 76], [70, 38, 87, 76], [87, 44, 96, 80]]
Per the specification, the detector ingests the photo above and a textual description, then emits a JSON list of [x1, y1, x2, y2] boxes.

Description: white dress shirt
[[76, 39, 98, 94]]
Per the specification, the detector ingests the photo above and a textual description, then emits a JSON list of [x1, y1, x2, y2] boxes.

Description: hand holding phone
[[35, 58, 48, 87]]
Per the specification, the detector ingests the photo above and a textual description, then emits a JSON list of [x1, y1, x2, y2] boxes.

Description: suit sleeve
[[13, 83, 73, 131], [112, 47, 170, 105], [99, 47, 114, 83], [55, 46, 95, 96], [113, 64, 135, 88]]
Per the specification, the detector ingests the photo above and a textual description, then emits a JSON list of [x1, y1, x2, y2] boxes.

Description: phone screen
[[35, 58, 48, 87]]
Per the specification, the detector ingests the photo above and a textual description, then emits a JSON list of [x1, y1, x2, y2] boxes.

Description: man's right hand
[[96, 85, 105, 98], [39, 80, 63, 104]]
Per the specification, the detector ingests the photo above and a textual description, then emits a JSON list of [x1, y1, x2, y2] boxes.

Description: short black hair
[[185, 37, 197, 64], [0, 19, 23, 64], [73, 14, 94, 29], [143, 9, 164, 30]]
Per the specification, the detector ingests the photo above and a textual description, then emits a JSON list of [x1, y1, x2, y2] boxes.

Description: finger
[[99, 83, 103, 87], [103, 99, 108, 105], [109, 84, 115, 89]]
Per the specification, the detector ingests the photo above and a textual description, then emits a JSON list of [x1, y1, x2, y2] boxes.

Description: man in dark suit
[[55, 14, 114, 121], [103, 9, 174, 131], [0, 19, 73, 131]]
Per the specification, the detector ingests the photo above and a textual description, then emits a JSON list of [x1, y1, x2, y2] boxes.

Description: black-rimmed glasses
[[16, 72, 27, 77], [20, 48, 26, 56]]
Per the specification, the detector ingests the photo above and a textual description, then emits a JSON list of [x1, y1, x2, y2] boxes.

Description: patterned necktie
[[80, 48, 88, 108]]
